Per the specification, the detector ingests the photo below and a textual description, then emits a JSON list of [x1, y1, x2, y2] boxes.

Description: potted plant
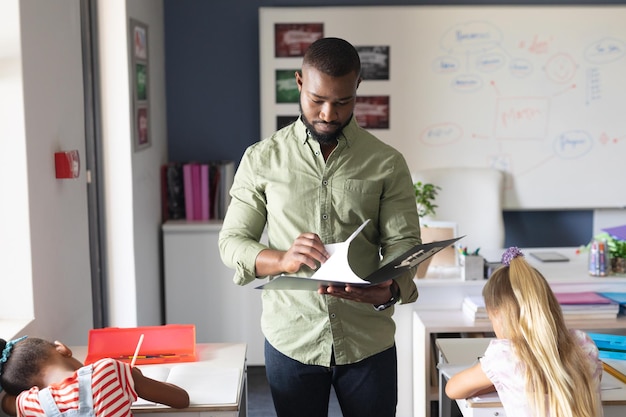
[[611, 241, 626, 274], [604, 233, 626, 274], [414, 181, 440, 221], [413, 181, 442, 278]]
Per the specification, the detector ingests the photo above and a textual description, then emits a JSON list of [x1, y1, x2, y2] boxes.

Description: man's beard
[[300, 108, 349, 145]]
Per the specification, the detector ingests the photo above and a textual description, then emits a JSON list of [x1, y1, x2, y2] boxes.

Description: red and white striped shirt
[[16, 358, 138, 417]]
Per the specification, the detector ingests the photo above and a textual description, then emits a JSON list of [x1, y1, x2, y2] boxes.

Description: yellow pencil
[[602, 360, 626, 385]]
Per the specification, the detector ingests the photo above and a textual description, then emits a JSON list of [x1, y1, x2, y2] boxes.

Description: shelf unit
[[162, 220, 266, 365]]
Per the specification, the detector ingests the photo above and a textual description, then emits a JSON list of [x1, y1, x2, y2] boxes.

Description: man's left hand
[[318, 280, 395, 305]]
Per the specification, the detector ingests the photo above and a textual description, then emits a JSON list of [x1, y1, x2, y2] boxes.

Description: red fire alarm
[[55, 150, 80, 179]]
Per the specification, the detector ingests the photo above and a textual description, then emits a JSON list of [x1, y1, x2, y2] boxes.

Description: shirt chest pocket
[[341, 179, 382, 221]]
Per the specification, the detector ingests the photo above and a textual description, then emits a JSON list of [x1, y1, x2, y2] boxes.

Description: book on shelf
[[200, 164, 210, 221], [161, 162, 186, 221], [183, 163, 195, 221], [208, 163, 221, 220], [162, 160, 235, 222], [191, 163, 202, 221], [462, 295, 485, 312], [560, 311, 619, 320], [596, 292, 626, 315], [554, 291, 613, 305], [215, 160, 235, 220], [461, 292, 619, 321], [461, 296, 489, 322], [556, 291, 619, 319], [560, 303, 620, 319]]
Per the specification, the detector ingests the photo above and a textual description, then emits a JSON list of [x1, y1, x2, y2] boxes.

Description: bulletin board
[[259, 6, 626, 210]]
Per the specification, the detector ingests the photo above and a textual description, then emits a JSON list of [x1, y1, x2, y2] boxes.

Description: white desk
[[412, 247, 626, 417], [73, 343, 248, 417], [436, 337, 626, 417]]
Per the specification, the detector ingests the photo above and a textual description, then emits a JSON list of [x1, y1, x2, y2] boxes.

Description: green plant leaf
[[414, 181, 441, 219], [590, 232, 626, 258]]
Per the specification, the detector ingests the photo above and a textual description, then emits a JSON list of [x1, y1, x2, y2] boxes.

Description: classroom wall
[[0, 0, 168, 358], [97, 0, 169, 328], [1, 0, 94, 347], [163, 0, 626, 247], [127, 0, 169, 326]]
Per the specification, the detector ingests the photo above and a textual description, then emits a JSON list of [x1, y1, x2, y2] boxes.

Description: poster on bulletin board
[[259, 6, 626, 210]]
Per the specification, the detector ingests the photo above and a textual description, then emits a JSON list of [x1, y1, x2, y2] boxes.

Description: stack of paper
[[462, 296, 489, 322], [596, 292, 626, 316], [462, 291, 619, 322], [554, 292, 619, 320]]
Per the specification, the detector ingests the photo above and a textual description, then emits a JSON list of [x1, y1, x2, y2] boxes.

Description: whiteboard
[[259, 6, 626, 209]]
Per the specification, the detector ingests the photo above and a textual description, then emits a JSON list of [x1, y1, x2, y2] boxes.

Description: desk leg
[[240, 365, 248, 417], [413, 312, 431, 417], [439, 372, 462, 417], [439, 372, 450, 417]]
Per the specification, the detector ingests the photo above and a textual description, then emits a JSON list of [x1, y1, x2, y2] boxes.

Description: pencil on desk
[[603, 361, 626, 384], [130, 333, 144, 367]]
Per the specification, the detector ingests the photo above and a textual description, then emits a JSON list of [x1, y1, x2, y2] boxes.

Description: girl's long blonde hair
[[483, 252, 601, 417]]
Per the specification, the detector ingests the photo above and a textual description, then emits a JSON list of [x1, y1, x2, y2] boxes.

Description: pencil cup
[[461, 255, 484, 281]]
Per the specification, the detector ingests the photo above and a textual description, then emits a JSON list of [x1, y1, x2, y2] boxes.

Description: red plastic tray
[[85, 324, 197, 365]]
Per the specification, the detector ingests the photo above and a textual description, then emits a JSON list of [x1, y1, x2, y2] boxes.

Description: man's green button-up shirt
[[219, 117, 421, 366]]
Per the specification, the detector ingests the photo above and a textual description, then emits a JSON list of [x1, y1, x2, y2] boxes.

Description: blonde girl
[[445, 247, 602, 417]]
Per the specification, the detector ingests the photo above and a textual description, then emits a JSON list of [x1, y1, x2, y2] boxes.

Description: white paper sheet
[[133, 364, 241, 406]]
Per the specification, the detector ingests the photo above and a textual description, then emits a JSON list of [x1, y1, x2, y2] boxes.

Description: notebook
[[554, 291, 612, 305], [529, 251, 569, 262]]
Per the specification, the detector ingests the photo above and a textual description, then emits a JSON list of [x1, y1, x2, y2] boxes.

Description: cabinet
[[162, 220, 265, 365]]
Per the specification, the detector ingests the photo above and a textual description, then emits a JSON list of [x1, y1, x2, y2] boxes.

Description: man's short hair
[[302, 37, 361, 77]]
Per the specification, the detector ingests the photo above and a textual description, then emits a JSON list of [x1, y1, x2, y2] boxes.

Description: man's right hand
[[255, 233, 330, 277]]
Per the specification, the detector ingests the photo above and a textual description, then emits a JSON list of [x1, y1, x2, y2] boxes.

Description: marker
[[599, 241, 607, 276], [588, 240, 599, 276]]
